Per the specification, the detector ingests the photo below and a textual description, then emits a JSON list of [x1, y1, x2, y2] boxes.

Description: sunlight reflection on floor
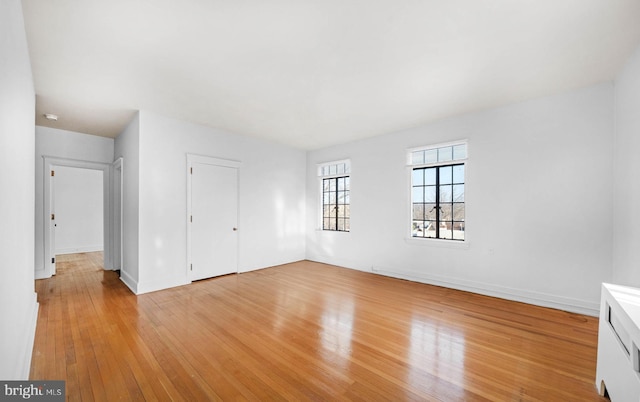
[[407, 315, 466, 397]]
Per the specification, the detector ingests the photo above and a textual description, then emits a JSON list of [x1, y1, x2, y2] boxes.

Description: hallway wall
[[0, 0, 38, 379]]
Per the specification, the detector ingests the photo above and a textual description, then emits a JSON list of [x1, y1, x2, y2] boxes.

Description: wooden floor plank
[[30, 253, 605, 401]]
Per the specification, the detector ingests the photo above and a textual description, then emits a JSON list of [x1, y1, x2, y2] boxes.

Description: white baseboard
[[120, 268, 189, 295], [239, 255, 307, 273], [136, 276, 190, 295], [119, 268, 190, 296], [15, 293, 39, 379], [369, 266, 599, 316], [119, 269, 138, 294], [306, 255, 599, 316], [34, 268, 49, 280]]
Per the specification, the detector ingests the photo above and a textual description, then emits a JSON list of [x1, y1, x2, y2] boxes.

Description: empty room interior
[[3, 0, 640, 400]]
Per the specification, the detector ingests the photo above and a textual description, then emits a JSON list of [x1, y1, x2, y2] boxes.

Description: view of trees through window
[[322, 176, 350, 232], [412, 164, 465, 240]]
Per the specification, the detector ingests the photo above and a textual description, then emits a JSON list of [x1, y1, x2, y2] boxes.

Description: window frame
[[317, 159, 351, 232], [407, 141, 467, 243]]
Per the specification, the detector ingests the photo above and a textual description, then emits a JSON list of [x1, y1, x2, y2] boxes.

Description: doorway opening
[[53, 166, 103, 260], [42, 156, 123, 278]]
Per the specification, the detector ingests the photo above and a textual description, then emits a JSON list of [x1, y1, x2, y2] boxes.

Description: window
[[318, 160, 350, 232], [410, 142, 466, 241]]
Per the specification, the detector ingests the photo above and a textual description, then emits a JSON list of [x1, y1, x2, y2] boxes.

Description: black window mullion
[[422, 185, 426, 238], [435, 167, 440, 239], [333, 177, 340, 230]]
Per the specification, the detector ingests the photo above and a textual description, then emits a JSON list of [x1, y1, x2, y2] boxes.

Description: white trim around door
[[40, 156, 120, 279]]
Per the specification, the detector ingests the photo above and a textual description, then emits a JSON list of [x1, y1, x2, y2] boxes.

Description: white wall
[[306, 83, 614, 315], [613, 44, 640, 287], [0, 0, 38, 379], [114, 113, 140, 291], [34, 126, 114, 276], [118, 111, 306, 293], [54, 166, 104, 254]]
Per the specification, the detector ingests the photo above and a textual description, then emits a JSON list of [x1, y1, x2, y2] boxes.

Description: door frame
[[186, 154, 241, 281], [43, 156, 119, 277], [111, 157, 124, 271]]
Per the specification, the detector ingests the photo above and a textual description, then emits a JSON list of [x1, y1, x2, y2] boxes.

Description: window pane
[[337, 177, 345, 191], [323, 218, 330, 230], [452, 221, 465, 240], [329, 179, 336, 191], [453, 144, 467, 160], [329, 218, 337, 230], [425, 221, 437, 237], [452, 165, 464, 183], [323, 205, 332, 218], [337, 163, 345, 175], [425, 203, 437, 220], [330, 192, 337, 203], [337, 218, 345, 231], [425, 149, 438, 164], [440, 203, 452, 221], [412, 151, 425, 165], [412, 221, 424, 237], [425, 186, 436, 202], [344, 177, 350, 189], [439, 226, 452, 240], [453, 184, 464, 202], [344, 191, 350, 204], [438, 146, 453, 162], [344, 219, 350, 231], [413, 204, 424, 220], [453, 203, 465, 221], [323, 179, 330, 191], [412, 169, 423, 185], [337, 205, 345, 218], [425, 168, 436, 185], [439, 185, 452, 202], [323, 192, 330, 204], [329, 165, 337, 175], [439, 166, 452, 184], [412, 187, 424, 203], [344, 205, 350, 219]]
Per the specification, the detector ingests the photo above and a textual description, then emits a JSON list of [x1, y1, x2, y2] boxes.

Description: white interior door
[[190, 162, 238, 281]]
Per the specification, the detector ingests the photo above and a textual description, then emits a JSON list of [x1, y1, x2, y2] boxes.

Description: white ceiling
[[22, 0, 640, 150]]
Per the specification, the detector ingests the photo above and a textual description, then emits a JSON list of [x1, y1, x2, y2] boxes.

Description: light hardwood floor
[[30, 252, 606, 401]]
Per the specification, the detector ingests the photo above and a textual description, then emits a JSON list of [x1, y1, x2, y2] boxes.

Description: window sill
[[316, 228, 351, 233], [404, 237, 470, 249]]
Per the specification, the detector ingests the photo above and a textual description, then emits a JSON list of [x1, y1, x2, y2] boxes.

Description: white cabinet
[[596, 283, 640, 401]]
